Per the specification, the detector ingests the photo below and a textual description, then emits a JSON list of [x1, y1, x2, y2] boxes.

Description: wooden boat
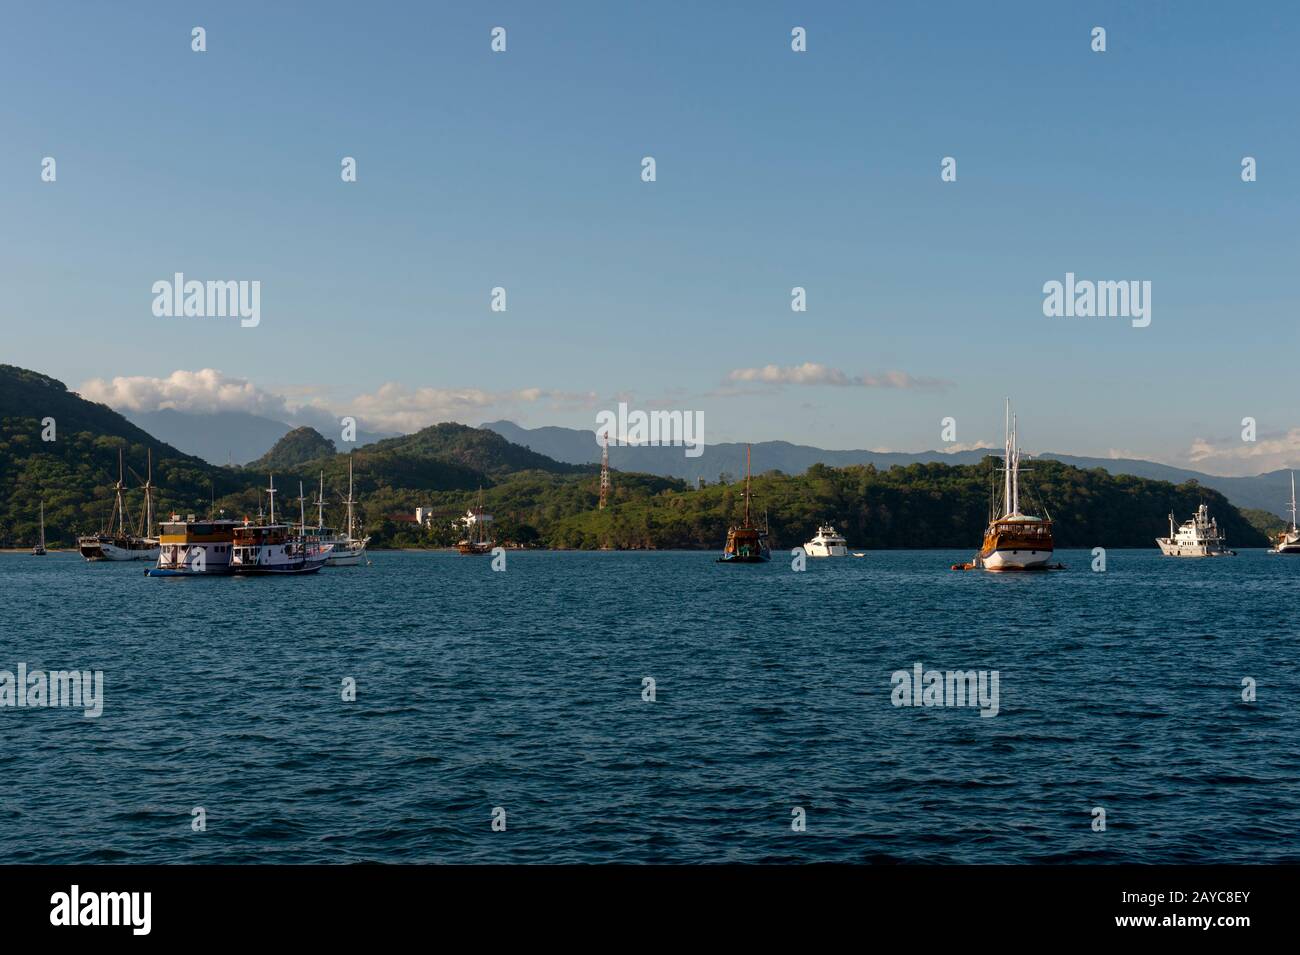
[[457, 488, 495, 555], [965, 399, 1056, 571], [718, 446, 771, 563]]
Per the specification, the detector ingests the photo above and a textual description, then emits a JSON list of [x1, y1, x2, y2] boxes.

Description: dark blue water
[[2, 549, 1297, 864]]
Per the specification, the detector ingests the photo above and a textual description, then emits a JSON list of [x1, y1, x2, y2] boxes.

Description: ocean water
[[1, 548, 1297, 864]]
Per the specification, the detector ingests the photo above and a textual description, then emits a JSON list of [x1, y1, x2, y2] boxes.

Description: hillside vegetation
[[0, 364, 1271, 551]]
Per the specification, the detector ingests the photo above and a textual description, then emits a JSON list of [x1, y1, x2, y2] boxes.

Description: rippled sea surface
[[2, 549, 1297, 864]]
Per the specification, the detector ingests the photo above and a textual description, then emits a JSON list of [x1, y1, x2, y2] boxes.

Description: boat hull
[[1156, 539, 1235, 557], [804, 542, 848, 557], [457, 542, 494, 555], [326, 543, 367, 565], [232, 562, 326, 575], [979, 547, 1054, 571], [80, 536, 159, 561], [717, 553, 771, 563]]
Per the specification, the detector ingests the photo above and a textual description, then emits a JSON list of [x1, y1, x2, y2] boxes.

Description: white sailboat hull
[[326, 542, 367, 565], [981, 547, 1053, 571]]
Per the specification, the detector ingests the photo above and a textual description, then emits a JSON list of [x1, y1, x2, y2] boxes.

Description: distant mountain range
[[123, 408, 392, 466], [482, 420, 1299, 519]]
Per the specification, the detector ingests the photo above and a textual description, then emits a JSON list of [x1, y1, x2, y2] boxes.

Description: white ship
[[804, 523, 849, 557], [1156, 503, 1235, 557], [1269, 472, 1300, 555], [148, 514, 240, 576], [230, 476, 331, 575]]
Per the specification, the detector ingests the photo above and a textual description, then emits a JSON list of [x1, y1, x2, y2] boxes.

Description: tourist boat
[[230, 476, 331, 574], [78, 449, 160, 561], [969, 399, 1054, 571], [32, 500, 47, 556], [147, 514, 240, 576], [804, 523, 849, 557], [1269, 472, 1300, 554], [456, 487, 495, 555], [718, 446, 771, 563], [1157, 503, 1235, 557]]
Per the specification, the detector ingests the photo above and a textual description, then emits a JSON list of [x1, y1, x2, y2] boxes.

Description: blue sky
[[3, 1, 1297, 475]]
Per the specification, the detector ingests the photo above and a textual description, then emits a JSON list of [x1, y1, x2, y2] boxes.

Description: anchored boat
[[230, 475, 331, 574], [325, 456, 370, 565], [147, 514, 240, 576], [32, 500, 47, 556], [456, 487, 495, 555], [718, 446, 771, 563], [1157, 503, 1235, 557], [804, 523, 849, 557], [958, 399, 1056, 571], [1269, 472, 1300, 555], [78, 449, 159, 561]]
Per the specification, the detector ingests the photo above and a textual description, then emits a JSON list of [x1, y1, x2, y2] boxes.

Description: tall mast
[[1002, 399, 1012, 518], [599, 430, 610, 510], [744, 445, 752, 526], [343, 455, 356, 542], [142, 449, 154, 538], [267, 474, 277, 524], [113, 447, 127, 536], [298, 481, 306, 535], [39, 500, 45, 549], [1291, 471, 1297, 531], [316, 471, 326, 529], [1011, 411, 1020, 516]]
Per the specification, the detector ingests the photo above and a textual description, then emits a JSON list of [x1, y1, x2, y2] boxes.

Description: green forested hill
[[375, 459, 1270, 551], [0, 365, 247, 544], [246, 426, 337, 471], [361, 422, 589, 477]]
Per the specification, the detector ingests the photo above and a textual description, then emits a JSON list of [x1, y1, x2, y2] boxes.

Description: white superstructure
[[1156, 504, 1235, 557]]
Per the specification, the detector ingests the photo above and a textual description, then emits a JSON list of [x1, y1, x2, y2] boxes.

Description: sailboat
[[33, 500, 47, 555], [718, 446, 771, 562], [327, 456, 371, 565], [1269, 472, 1300, 554], [968, 399, 1054, 571], [457, 487, 495, 555], [77, 449, 160, 561]]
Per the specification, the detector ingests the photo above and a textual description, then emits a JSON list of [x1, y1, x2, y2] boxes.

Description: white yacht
[[1269, 472, 1300, 554], [804, 523, 849, 557], [1156, 503, 1235, 557]]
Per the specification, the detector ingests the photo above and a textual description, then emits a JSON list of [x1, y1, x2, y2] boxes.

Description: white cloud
[[79, 369, 292, 418], [726, 363, 949, 390], [1187, 429, 1300, 476], [79, 370, 598, 435]]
